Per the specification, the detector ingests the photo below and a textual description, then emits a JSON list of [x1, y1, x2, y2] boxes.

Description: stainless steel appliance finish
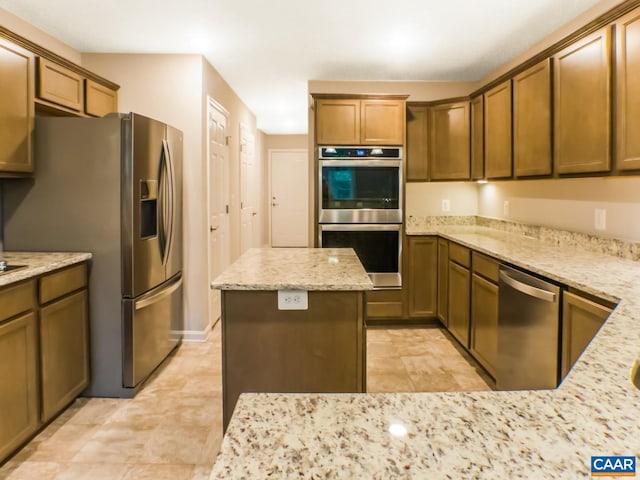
[[3, 113, 183, 398], [319, 224, 401, 288], [497, 265, 563, 390], [319, 146, 402, 224]]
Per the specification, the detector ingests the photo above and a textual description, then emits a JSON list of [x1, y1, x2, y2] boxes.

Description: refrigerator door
[[122, 273, 183, 388], [164, 125, 183, 279], [122, 114, 167, 298]]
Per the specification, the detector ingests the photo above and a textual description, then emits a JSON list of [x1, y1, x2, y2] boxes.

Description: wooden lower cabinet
[[561, 291, 613, 379], [437, 239, 449, 326], [40, 290, 90, 423], [470, 273, 498, 378], [366, 288, 405, 320], [222, 290, 365, 430], [447, 260, 470, 347], [0, 311, 38, 461], [407, 236, 438, 318]]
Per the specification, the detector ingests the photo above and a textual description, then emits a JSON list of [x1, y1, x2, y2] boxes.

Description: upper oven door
[[319, 159, 402, 223]]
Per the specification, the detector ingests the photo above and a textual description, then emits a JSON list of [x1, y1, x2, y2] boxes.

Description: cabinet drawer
[[366, 289, 404, 319], [0, 281, 35, 323], [449, 242, 470, 268], [39, 263, 87, 304], [472, 252, 500, 283], [37, 58, 84, 111]]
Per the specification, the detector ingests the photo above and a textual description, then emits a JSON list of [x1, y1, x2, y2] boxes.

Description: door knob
[[210, 225, 218, 232], [272, 203, 279, 207]]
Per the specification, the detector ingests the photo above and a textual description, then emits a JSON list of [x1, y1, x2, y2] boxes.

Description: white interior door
[[269, 149, 309, 247], [207, 98, 231, 324], [239, 123, 256, 254]]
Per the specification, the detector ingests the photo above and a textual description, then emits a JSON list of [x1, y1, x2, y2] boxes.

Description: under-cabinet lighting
[[476, 179, 489, 184]]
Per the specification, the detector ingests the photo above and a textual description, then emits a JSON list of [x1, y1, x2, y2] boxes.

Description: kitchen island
[[210, 229, 640, 479], [210, 247, 373, 430]]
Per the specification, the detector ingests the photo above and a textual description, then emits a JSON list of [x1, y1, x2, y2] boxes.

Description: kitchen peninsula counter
[[0, 251, 92, 287], [211, 247, 373, 430], [210, 229, 640, 479]]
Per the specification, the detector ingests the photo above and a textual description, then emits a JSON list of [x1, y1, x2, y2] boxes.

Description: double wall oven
[[318, 146, 403, 288]]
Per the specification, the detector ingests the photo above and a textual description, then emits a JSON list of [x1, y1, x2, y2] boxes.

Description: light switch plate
[[278, 290, 308, 310], [441, 199, 451, 212]]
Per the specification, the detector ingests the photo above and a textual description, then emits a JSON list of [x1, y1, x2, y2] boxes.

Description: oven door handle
[[320, 159, 402, 167], [319, 224, 401, 232]]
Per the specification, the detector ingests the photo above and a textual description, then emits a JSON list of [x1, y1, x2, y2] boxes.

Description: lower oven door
[[319, 224, 401, 288]]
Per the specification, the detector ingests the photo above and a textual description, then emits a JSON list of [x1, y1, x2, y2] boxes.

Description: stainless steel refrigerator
[[3, 113, 183, 398]]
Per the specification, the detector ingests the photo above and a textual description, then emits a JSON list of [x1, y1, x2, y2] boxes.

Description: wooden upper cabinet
[[361, 99, 404, 145], [615, 8, 640, 171], [85, 79, 118, 117], [429, 101, 470, 180], [316, 99, 360, 145], [470, 95, 484, 179], [315, 97, 405, 145], [484, 80, 512, 179], [0, 36, 34, 175], [37, 57, 84, 112], [554, 26, 612, 174], [406, 104, 429, 181], [513, 59, 552, 177]]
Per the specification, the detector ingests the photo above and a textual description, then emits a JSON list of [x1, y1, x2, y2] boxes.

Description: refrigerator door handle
[[164, 139, 175, 265], [158, 140, 171, 263], [135, 275, 183, 310]]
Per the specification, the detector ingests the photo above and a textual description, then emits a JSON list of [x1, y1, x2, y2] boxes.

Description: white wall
[[478, 177, 640, 241]]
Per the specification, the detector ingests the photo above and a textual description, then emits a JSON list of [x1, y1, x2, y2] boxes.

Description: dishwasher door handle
[[499, 270, 557, 302]]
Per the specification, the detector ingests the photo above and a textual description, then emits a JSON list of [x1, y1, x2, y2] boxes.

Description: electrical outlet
[[441, 199, 451, 212], [278, 290, 308, 310], [503, 201, 510, 217], [594, 209, 606, 231]]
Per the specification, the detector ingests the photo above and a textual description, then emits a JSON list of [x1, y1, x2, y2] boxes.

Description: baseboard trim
[[181, 328, 212, 343]]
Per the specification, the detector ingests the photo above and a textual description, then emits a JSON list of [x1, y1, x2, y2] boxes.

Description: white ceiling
[[1, 0, 603, 134]]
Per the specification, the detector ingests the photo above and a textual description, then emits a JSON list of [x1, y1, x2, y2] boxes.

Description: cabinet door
[[407, 236, 437, 318], [513, 59, 552, 177], [554, 26, 612, 174], [561, 291, 612, 379], [429, 102, 470, 180], [0, 37, 34, 174], [0, 312, 39, 461], [616, 8, 640, 171], [470, 95, 484, 179], [406, 104, 429, 181], [437, 238, 449, 326], [85, 79, 118, 117], [361, 99, 404, 145], [484, 80, 512, 179], [470, 274, 498, 378], [40, 290, 90, 423], [315, 99, 360, 145], [448, 260, 470, 347], [37, 57, 84, 112]]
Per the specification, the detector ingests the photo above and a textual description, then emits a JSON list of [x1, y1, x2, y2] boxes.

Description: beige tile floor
[[0, 323, 491, 479]]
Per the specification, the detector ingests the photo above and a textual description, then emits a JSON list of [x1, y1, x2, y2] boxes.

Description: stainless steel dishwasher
[[497, 265, 563, 390]]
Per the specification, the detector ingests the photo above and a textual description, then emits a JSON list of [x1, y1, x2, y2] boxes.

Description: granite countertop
[[0, 251, 92, 287], [210, 227, 640, 479], [210, 247, 374, 291]]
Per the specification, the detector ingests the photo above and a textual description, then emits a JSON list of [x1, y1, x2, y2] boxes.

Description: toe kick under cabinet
[[0, 262, 89, 463]]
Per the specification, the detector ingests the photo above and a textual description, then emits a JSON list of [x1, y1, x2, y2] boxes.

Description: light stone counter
[[0, 251, 92, 287], [210, 227, 640, 479], [210, 247, 373, 291]]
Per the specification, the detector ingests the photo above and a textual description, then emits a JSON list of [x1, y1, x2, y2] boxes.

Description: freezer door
[[122, 274, 183, 388], [122, 114, 167, 298], [164, 125, 183, 279]]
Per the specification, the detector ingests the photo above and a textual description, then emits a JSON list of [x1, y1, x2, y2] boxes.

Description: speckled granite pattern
[[210, 227, 640, 479], [210, 248, 373, 291], [0, 251, 91, 287], [406, 216, 640, 261]]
